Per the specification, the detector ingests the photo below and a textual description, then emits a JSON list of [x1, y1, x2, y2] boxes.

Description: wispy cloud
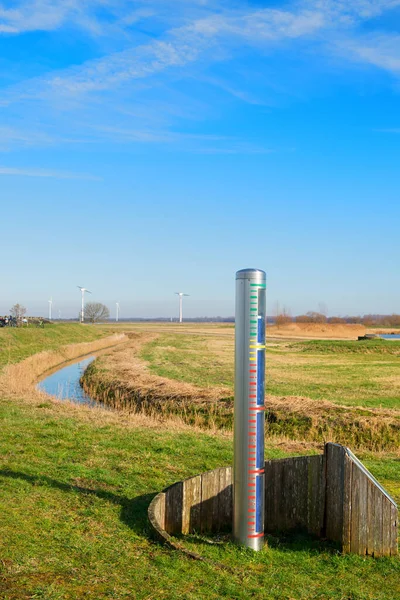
[[0, 126, 55, 150], [0, 166, 100, 180], [7, 0, 400, 106], [0, 0, 120, 35], [342, 34, 400, 75], [0, 0, 211, 36], [0, 4, 330, 104], [2, 0, 400, 155], [374, 128, 400, 133], [93, 125, 231, 143]]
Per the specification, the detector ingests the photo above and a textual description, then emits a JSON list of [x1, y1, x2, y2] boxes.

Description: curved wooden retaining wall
[[148, 443, 398, 557]]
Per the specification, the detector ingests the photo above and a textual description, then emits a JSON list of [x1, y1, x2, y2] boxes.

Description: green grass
[[0, 396, 399, 600], [140, 335, 233, 388], [293, 339, 400, 355], [141, 335, 400, 409], [0, 323, 109, 368], [0, 326, 399, 598]]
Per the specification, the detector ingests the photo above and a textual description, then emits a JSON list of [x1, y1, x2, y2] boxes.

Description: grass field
[[0, 323, 109, 368], [140, 334, 400, 409], [1, 394, 400, 599], [0, 323, 399, 599]]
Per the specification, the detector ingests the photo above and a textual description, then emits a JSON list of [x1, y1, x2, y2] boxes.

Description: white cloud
[[303, 0, 400, 21], [0, 166, 100, 179], [2, 5, 328, 102], [13, 0, 400, 104], [0, 0, 121, 35], [0, 126, 55, 149], [342, 34, 400, 74], [2, 0, 400, 155], [375, 128, 400, 133]]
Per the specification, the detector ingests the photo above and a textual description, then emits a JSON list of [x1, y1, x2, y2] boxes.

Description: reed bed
[[81, 339, 400, 452], [0, 333, 126, 397]]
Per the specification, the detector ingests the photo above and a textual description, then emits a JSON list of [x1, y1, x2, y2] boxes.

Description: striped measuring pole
[[233, 268, 266, 551]]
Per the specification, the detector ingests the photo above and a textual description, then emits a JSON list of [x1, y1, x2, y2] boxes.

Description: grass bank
[[140, 334, 400, 409], [1, 324, 399, 598], [1, 393, 399, 599], [82, 335, 400, 451], [0, 323, 109, 368]]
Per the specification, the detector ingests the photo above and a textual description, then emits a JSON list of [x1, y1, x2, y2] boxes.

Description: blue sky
[[1, 0, 400, 318]]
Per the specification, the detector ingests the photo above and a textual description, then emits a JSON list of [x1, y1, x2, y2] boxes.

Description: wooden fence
[[148, 443, 398, 557]]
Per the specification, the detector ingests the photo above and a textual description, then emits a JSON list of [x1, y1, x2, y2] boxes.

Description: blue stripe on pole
[[257, 349, 265, 406], [256, 411, 264, 468], [256, 475, 263, 533], [257, 314, 265, 344]]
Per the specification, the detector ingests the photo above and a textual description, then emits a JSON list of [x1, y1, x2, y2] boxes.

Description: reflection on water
[[380, 334, 400, 340], [37, 356, 97, 406]]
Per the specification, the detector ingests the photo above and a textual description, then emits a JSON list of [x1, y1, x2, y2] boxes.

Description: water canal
[[37, 356, 97, 406]]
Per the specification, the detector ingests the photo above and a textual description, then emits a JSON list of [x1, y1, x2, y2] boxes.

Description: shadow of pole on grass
[[0, 468, 155, 538], [0, 469, 344, 557]]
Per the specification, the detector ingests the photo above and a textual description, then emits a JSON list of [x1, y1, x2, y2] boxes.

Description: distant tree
[[362, 314, 376, 327], [10, 303, 27, 320], [389, 314, 400, 327], [328, 316, 346, 324], [84, 302, 110, 323], [296, 311, 326, 324], [275, 307, 292, 327], [345, 315, 362, 324]]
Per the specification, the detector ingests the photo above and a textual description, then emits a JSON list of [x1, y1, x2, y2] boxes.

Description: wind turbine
[[116, 302, 120, 322], [175, 292, 189, 323], [77, 286, 92, 323], [48, 297, 52, 321]]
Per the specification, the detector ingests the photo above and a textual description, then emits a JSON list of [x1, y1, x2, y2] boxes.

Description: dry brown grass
[[82, 335, 233, 431], [81, 335, 400, 451], [0, 333, 127, 396], [267, 322, 366, 339], [0, 331, 227, 435]]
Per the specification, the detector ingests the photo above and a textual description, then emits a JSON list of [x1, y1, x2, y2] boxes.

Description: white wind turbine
[[48, 297, 53, 321], [116, 302, 120, 322], [77, 286, 92, 323], [175, 292, 189, 323]]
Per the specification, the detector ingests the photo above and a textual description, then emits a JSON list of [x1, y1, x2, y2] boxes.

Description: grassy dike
[[82, 334, 400, 451], [0, 325, 399, 599], [0, 323, 109, 367]]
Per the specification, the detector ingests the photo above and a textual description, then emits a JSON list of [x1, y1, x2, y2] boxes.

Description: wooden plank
[[373, 489, 383, 557], [350, 464, 361, 554], [342, 455, 352, 553], [390, 504, 398, 557], [293, 457, 308, 530], [289, 456, 309, 529], [200, 470, 219, 533], [165, 482, 183, 535], [358, 467, 368, 556], [325, 444, 345, 544], [218, 466, 233, 530], [158, 493, 166, 531], [264, 459, 274, 533], [366, 478, 375, 556], [283, 458, 292, 531], [307, 455, 325, 536], [382, 498, 392, 557], [152, 492, 166, 530], [182, 475, 201, 534], [273, 459, 284, 531]]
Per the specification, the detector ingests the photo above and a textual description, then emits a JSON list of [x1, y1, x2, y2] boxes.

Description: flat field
[[138, 329, 400, 409], [0, 323, 109, 367], [0, 323, 399, 599]]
